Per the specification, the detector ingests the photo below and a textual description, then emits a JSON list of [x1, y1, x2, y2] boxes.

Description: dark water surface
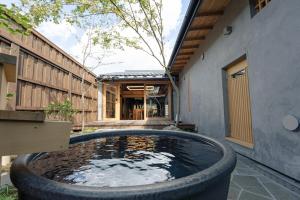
[[29, 135, 222, 187]]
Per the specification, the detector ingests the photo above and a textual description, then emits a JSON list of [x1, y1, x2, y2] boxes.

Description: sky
[[1, 0, 190, 75]]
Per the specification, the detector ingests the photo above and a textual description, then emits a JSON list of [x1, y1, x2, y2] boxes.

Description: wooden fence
[[0, 27, 98, 124]]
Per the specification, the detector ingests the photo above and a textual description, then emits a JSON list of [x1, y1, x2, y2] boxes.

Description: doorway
[[121, 98, 144, 120], [103, 83, 119, 120], [226, 59, 254, 147]]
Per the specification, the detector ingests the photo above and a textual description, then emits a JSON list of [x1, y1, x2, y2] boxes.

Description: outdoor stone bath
[[11, 130, 236, 200]]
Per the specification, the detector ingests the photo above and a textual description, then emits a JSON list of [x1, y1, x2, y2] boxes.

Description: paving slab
[[228, 157, 300, 200]]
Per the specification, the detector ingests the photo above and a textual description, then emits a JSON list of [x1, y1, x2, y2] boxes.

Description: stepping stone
[[232, 175, 261, 187], [236, 160, 251, 169], [232, 175, 272, 198], [262, 182, 300, 200], [238, 190, 272, 200], [227, 185, 241, 200]]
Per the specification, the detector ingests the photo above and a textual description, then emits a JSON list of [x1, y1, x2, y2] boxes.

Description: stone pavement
[[228, 157, 300, 200]]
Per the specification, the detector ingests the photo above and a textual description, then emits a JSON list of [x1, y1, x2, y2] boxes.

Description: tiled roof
[[98, 70, 167, 81]]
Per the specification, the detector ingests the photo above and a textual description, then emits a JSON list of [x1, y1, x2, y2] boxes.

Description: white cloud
[[37, 20, 77, 41]]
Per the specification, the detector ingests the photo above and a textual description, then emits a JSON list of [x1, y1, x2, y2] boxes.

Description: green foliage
[[18, 0, 165, 65], [0, 185, 17, 200], [0, 4, 32, 35], [45, 99, 77, 121], [5, 93, 14, 100], [82, 127, 99, 134]]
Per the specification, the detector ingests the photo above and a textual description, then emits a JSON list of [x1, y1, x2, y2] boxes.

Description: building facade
[[0, 27, 98, 123], [169, 0, 300, 181], [98, 70, 172, 121]]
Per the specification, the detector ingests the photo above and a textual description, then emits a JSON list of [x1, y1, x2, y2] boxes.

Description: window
[[146, 84, 169, 118], [106, 85, 116, 118], [250, 0, 271, 16]]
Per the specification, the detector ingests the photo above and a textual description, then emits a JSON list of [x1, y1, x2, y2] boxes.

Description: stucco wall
[[179, 0, 300, 181]]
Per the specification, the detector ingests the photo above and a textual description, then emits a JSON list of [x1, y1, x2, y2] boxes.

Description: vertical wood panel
[[226, 59, 253, 146], [1, 30, 98, 122]]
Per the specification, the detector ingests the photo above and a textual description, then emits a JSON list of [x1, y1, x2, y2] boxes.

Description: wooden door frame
[[224, 58, 254, 148], [102, 81, 172, 121], [102, 82, 120, 120]]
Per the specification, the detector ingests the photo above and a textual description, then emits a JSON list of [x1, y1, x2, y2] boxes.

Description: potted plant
[[45, 99, 77, 122], [0, 100, 76, 156], [5, 92, 14, 111]]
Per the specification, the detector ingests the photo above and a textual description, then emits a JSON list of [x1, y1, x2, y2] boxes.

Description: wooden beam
[[172, 64, 185, 68], [176, 57, 190, 61], [184, 36, 206, 41], [189, 25, 213, 31], [181, 44, 199, 49], [172, 65, 183, 68], [102, 80, 170, 84], [174, 60, 187, 65], [0, 110, 45, 122], [144, 84, 147, 120], [195, 10, 224, 18], [172, 67, 184, 70], [178, 52, 194, 56]]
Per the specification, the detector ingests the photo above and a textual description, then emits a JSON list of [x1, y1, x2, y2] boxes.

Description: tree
[[0, 4, 32, 34], [19, 0, 181, 125], [73, 18, 119, 130], [75, 24, 105, 130]]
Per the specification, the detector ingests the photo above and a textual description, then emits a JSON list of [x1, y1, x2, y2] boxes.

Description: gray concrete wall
[[179, 0, 300, 181]]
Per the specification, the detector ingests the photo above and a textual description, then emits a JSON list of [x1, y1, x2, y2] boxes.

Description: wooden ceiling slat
[[182, 40, 203, 47], [172, 66, 183, 69], [199, 0, 230, 12], [181, 44, 199, 49], [178, 52, 194, 56], [180, 48, 196, 53], [189, 25, 214, 31], [171, 0, 231, 74], [172, 66, 184, 68], [177, 55, 190, 59], [184, 36, 206, 41], [176, 57, 190, 61], [173, 63, 185, 66], [186, 30, 209, 38], [174, 60, 187, 63], [195, 10, 224, 18]]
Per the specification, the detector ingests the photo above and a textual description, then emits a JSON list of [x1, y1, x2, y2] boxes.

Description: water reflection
[[29, 135, 221, 187]]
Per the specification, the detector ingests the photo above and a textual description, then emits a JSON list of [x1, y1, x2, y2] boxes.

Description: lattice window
[[254, 0, 271, 13]]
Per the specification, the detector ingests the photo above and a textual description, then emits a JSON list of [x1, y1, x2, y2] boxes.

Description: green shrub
[[5, 93, 14, 100], [0, 185, 17, 200], [45, 99, 77, 121]]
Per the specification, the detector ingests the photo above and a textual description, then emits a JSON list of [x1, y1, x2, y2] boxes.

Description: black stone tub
[[11, 130, 236, 200]]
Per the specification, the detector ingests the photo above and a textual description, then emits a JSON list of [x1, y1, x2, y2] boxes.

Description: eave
[[168, 0, 231, 75]]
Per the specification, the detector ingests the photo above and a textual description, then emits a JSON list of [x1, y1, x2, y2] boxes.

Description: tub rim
[[11, 129, 236, 199]]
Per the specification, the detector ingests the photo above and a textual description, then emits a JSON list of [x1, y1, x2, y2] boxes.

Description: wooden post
[[116, 83, 120, 120], [7, 43, 20, 111], [102, 83, 106, 120], [144, 84, 147, 120], [68, 72, 72, 99]]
